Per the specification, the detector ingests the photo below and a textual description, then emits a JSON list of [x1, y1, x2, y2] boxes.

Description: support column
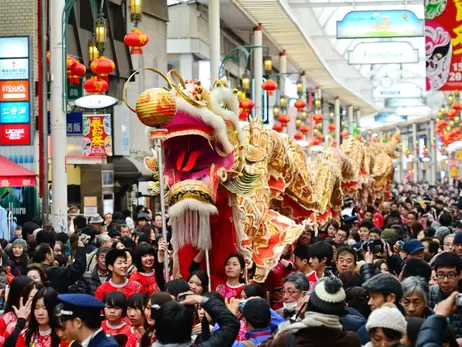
[[334, 97, 340, 148], [401, 136, 406, 183], [412, 123, 418, 183], [253, 25, 263, 119], [179, 53, 194, 81], [279, 51, 287, 94], [348, 105, 354, 135], [50, 0, 67, 232], [323, 102, 329, 145], [209, 0, 220, 82], [430, 119, 437, 184]]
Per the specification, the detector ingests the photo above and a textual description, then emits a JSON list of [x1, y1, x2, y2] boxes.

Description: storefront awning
[[0, 156, 37, 187]]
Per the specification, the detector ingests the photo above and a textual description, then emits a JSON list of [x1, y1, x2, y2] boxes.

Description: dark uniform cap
[[58, 293, 105, 311]]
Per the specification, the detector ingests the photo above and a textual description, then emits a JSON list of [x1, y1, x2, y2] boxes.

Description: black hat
[[308, 277, 347, 316], [241, 298, 271, 329]]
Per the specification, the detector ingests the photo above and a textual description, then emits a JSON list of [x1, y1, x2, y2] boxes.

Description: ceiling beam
[[288, 0, 422, 8]]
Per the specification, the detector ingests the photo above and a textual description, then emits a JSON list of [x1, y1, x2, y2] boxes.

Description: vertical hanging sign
[[82, 114, 113, 157], [426, 1, 462, 91]]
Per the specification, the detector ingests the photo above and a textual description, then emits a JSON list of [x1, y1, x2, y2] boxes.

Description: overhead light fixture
[[95, 16, 107, 52], [241, 75, 250, 90], [88, 39, 100, 61], [263, 56, 272, 74], [130, 0, 142, 25], [280, 95, 288, 109]]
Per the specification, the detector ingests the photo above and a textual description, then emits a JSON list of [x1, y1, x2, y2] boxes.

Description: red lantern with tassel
[[340, 130, 348, 138], [453, 103, 462, 111], [124, 29, 149, 54], [272, 123, 283, 132], [294, 98, 306, 111], [67, 55, 77, 72], [90, 56, 116, 81], [84, 76, 109, 94], [294, 132, 304, 140], [240, 98, 255, 111], [447, 109, 457, 119], [239, 109, 250, 121], [328, 123, 336, 132], [300, 125, 309, 134], [262, 79, 278, 96], [278, 114, 290, 125], [313, 114, 323, 123]]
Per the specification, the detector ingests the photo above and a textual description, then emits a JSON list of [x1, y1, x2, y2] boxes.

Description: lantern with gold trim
[[294, 132, 304, 140], [294, 98, 306, 111], [124, 29, 149, 55], [90, 56, 116, 82], [84, 76, 109, 94], [272, 123, 283, 132], [261, 79, 278, 96], [67, 55, 78, 73], [68, 62, 86, 85], [278, 114, 290, 126]]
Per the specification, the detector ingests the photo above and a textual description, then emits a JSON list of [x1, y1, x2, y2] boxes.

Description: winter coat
[[359, 263, 376, 284], [69, 265, 108, 296], [260, 326, 360, 347], [340, 307, 366, 332], [231, 329, 273, 347], [42, 246, 87, 293], [428, 285, 462, 338], [415, 314, 447, 347]]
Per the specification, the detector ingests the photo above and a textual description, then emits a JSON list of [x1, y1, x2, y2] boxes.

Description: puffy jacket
[[359, 263, 376, 284], [428, 285, 462, 338], [42, 246, 87, 293], [416, 314, 447, 347], [340, 307, 366, 332], [69, 265, 108, 296]]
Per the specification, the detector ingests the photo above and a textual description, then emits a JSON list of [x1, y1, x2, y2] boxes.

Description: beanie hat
[[308, 277, 346, 316], [12, 238, 27, 251], [382, 229, 397, 244], [366, 304, 407, 336], [363, 273, 403, 302], [241, 298, 271, 329], [454, 232, 462, 245], [435, 226, 450, 240]]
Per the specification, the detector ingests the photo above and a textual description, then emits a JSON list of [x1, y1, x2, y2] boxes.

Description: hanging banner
[[337, 10, 424, 39], [348, 41, 419, 65], [426, 1, 462, 91], [82, 114, 112, 157]]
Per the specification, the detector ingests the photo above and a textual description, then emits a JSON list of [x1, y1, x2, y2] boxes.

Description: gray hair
[[401, 276, 429, 304], [283, 272, 310, 291]]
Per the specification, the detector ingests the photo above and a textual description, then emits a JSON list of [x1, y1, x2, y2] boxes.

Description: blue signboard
[[337, 10, 424, 39], [0, 102, 29, 123], [47, 112, 83, 136]]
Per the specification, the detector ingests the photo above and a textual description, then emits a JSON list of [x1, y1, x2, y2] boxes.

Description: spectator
[[365, 304, 407, 347], [453, 232, 462, 256], [403, 239, 425, 260], [359, 220, 374, 241], [336, 246, 357, 274], [400, 258, 432, 282], [277, 272, 309, 319], [401, 276, 433, 318]]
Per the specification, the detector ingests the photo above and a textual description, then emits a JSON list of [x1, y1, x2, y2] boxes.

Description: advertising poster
[[82, 114, 112, 157], [426, 1, 462, 91]]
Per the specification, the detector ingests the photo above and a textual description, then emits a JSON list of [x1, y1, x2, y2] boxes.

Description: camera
[[362, 238, 384, 254], [456, 294, 462, 307]]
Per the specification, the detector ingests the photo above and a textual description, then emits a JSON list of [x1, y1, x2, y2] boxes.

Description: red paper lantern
[[446, 109, 457, 119], [68, 74, 80, 85], [124, 29, 149, 55], [313, 114, 323, 123], [84, 76, 108, 94], [71, 63, 86, 77], [239, 108, 250, 121], [340, 130, 348, 138], [331, 140, 338, 147], [328, 123, 336, 132], [240, 98, 255, 110], [294, 132, 304, 140], [90, 56, 116, 80], [278, 114, 290, 125], [311, 139, 320, 146], [300, 125, 309, 134], [453, 103, 462, 111], [272, 123, 283, 132], [67, 55, 77, 72], [262, 79, 278, 96], [356, 135, 363, 141], [294, 98, 306, 111], [317, 134, 325, 142]]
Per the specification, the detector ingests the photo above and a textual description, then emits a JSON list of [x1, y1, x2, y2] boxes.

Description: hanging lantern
[[295, 119, 301, 129], [90, 56, 116, 81], [278, 114, 290, 125], [240, 98, 255, 111], [311, 139, 320, 146], [95, 17, 107, 51], [239, 108, 250, 121], [316, 122, 323, 130], [313, 113, 323, 123], [272, 123, 283, 132], [313, 129, 319, 136], [447, 109, 457, 119], [241, 75, 251, 90], [301, 111, 307, 121], [264, 56, 273, 74], [331, 140, 338, 147], [300, 125, 309, 134], [294, 132, 304, 140], [130, 0, 142, 24], [340, 130, 348, 138], [294, 98, 306, 111], [84, 76, 108, 94], [67, 74, 80, 85], [273, 105, 281, 118], [71, 62, 86, 77], [280, 96, 288, 109], [317, 134, 325, 142], [328, 123, 336, 132], [67, 55, 77, 72], [261, 79, 278, 96], [314, 99, 321, 108], [88, 39, 100, 61], [124, 29, 149, 54], [296, 80, 303, 94]]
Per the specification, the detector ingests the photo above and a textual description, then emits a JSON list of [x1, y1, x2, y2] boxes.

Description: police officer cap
[[58, 294, 105, 310]]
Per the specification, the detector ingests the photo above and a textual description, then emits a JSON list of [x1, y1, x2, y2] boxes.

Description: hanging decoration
[[272, 123, 283, 132], [68, 62, 86, 85], [90, 56, 116, 82], [239, 98, 255, 121], [262, 79, 278, 96], [124, 29, 149, 55], [84, 76, 109, 94]]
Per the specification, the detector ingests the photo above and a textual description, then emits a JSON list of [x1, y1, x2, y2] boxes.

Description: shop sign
[[373, 82, 422, 98], [0, 59, 29, 80], [83, 196, 98, 216], [82, 114, 112, 157], [0, 124, 30, 145], [67, 79, 83, 100], [0, 80, 29, 102], [48, 112, 83, 136], [348, 41, 419, 65], [0, 37, 29, 58], [426, 1, 462, 91], [0, 102, 29, 123], [385, 97, 426, 108], [337, 10, 424, 39]]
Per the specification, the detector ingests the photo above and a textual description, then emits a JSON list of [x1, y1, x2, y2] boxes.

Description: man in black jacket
[[153, 294, 240, 347], [33, 242, 87, 293]]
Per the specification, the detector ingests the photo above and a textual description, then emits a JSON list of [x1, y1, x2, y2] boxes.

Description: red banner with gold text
[[82, 114, 112, 156]]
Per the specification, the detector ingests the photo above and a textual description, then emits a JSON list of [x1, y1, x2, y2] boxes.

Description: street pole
[[253, 24, 263, 119], [279, 50, 287, 93], [209, 0, 220, 82], [334, 97, 340, 148], [40, 0, 49, 223], [50, 0, 68, 232]]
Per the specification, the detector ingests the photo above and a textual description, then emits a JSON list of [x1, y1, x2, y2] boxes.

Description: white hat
[[366, 305, 407, 336], [89, 215, 104, 224]]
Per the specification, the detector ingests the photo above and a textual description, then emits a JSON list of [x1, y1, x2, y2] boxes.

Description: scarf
[[277, 311, 343, 335]]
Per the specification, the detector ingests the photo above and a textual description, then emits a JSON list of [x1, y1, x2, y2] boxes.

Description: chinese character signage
[[0, 36, 31, 146], [337, 10, 424, 39], [47, 112, 83, 136], [67, 79, 83, 100], [426, 1, 462, 91], [82, 114, 112, 157]]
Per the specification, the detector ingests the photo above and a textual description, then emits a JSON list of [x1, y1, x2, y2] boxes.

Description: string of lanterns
[[435, 92, 462, 154]]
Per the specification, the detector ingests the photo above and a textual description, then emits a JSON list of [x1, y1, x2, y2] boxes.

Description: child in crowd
[[216, 254, 246, 299], [102, 291, 132, 338], [126, 293, 147, 347]]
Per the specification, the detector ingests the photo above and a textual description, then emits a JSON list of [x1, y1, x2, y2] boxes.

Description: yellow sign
[[450, 166, 459, 178]]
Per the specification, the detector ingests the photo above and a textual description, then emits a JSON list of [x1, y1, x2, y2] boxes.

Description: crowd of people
[[0, 183, 460, 346]]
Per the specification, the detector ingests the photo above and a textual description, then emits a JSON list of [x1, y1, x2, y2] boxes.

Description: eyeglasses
[[436, 272, 458, 280], [281, 289, 301, 297]]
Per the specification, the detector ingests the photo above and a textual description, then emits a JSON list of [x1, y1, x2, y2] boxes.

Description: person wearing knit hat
[[381, 229, 397, 245], [10, 237, 29, 276], [365, 304, 407, 347], [269, 277, 360, 347], [453, 232, 462, 256], [436, 226, 451, 244], [12, 238, 27, 251]]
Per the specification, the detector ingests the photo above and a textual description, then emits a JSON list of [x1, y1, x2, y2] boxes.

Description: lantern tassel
[[131, 47, 143, 55]]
